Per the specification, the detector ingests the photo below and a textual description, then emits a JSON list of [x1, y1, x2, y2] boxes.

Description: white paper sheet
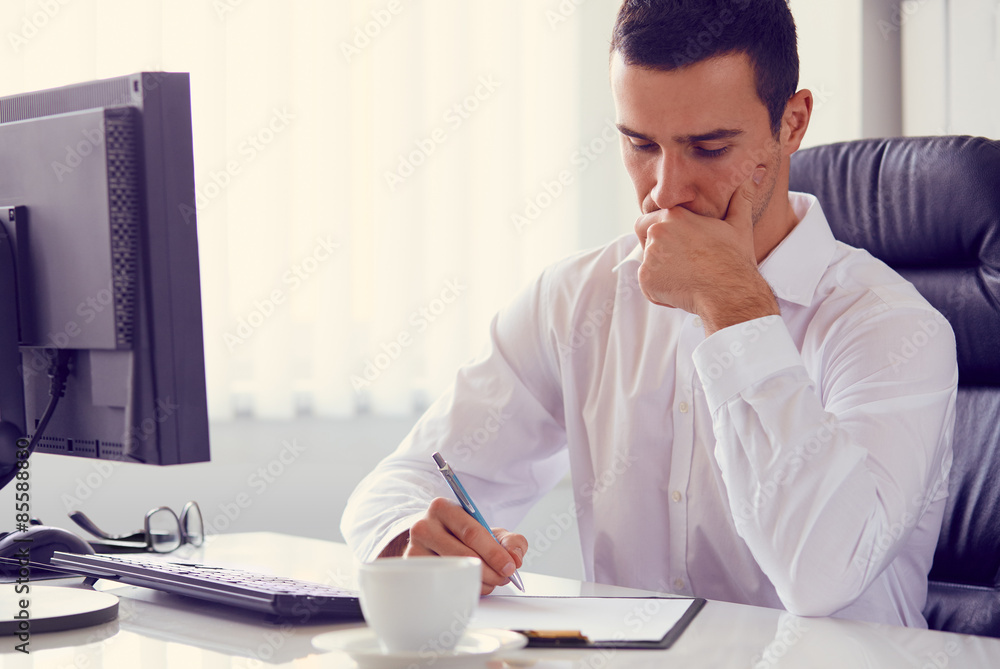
[[471, 596, 697, 643]]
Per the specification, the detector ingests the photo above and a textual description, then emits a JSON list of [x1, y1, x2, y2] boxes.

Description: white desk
[[5, 532, 1000, 668]]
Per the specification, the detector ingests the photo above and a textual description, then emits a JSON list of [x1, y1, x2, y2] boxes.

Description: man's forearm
[[378, 530, 410, 557], [697, 273, 779, 337]]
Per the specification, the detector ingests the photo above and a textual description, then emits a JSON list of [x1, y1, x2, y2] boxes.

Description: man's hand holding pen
[[404, 497, 527, 595], [376, 452, 528, 595]]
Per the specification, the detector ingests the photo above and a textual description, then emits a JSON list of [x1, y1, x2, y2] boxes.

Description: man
[[342, 0, 957, 627]]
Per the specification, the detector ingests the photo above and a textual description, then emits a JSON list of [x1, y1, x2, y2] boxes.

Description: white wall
[[790, 0, 909, 148], [903, 0, 1000, 138], [791, 0, 865, 147]]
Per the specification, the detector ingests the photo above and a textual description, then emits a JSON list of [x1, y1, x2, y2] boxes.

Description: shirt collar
[[612, 192, 837, 308], [757, 192, 837, 307], [612, 241, 644, 273]]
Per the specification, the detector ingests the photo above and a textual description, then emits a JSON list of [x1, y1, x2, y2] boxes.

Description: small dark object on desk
[[0, 525, 94, 580]]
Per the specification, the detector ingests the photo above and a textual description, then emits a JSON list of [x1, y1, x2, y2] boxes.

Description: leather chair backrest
[[789, 136, 1000, 637]]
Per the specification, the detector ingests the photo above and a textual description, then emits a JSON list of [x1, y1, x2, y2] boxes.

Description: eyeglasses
[[70, 501, 204, 553]]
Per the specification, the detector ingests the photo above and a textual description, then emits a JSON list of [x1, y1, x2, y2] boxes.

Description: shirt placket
[[664, 313, 702, 595]]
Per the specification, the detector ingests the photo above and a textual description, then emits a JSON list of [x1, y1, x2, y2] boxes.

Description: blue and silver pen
[[432, 451, 525, 592]]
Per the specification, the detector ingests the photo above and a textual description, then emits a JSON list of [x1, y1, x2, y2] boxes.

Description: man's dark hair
[[610, 0, 798, 136]]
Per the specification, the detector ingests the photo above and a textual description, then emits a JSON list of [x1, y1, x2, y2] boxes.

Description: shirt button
[[678, 401, 689, 413], [674, 578, 686, 591], [671, 491, 682, 503], [691, 317, 702, 328]]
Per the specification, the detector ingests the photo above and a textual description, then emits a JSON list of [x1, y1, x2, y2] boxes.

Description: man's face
[[611, 51, 783, 225]]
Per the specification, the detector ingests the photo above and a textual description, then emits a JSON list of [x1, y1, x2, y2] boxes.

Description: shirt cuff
[[692, 315, 804, 412]]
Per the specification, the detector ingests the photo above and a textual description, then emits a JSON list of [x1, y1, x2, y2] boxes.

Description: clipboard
[[473, 595, 706, 650]]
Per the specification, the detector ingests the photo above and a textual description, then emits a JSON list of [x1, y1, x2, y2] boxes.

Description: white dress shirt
[[341, 192, 958, 628]]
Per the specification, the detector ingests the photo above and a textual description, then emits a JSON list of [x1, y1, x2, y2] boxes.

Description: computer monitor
[[0, 72, 210, 492]]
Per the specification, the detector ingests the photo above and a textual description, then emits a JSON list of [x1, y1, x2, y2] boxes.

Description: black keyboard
[[50, 551, 363, 620]]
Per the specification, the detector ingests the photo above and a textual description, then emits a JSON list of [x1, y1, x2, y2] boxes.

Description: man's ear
[[781, 89, 813, 156]]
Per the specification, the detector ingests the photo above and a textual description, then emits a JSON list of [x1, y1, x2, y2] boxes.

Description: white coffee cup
[[357, 556, 482, 654]]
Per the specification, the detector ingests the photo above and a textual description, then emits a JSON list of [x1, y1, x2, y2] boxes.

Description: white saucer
[[312, 627, 527, 668]]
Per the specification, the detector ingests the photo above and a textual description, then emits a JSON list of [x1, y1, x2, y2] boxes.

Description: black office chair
[[789, 135, 1000, 638]]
